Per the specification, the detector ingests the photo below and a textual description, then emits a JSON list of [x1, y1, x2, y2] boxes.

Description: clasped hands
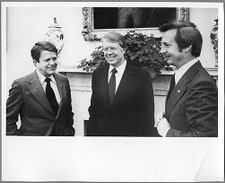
[[155, 112, 171, 137]]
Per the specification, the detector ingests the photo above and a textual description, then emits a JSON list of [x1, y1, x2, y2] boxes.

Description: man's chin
[[106, 59, 115, 63], [106, 61, 116, 66], [47, 70, 56, 75], [166, 59, 173, 65]]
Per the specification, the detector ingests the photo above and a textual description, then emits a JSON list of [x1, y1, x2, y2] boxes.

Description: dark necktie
[[166, 74, 175, 99], [45, 78, 59, 115], [108, 68, 117, 105]]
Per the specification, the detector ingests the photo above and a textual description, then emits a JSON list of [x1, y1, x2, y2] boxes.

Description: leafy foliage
[[78, 30, 170, 79]]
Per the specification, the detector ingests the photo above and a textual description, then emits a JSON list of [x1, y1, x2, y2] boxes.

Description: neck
[[176, 56, 196, 70]]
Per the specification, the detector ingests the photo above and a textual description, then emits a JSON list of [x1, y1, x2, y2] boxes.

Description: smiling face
[[102, 39, 126, 68], [34, 50, 58, 77], [160, 29, 185, 69]]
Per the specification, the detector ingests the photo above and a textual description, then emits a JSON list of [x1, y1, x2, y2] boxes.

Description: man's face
[[34, 50, 58, 77], [102, 40, 125, 68], [160, 29, 185, 69]]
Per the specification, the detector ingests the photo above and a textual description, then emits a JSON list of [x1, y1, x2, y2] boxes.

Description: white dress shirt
[[108, 60, 127, 93], [36, 69, 61, 104], [175, 58, 199, 85]]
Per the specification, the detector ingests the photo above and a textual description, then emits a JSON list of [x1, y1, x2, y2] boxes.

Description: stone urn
[[45, 17, 65, 55]]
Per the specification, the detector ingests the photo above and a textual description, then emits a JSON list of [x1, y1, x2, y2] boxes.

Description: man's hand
[[155, 112, 164, 127], [156, 117, 171, 137]]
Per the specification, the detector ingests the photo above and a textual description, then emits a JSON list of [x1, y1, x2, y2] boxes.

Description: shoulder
[[8, 72, 36, 93], [188, 65, 217, 91], [54, 72, 68, 80], [185, 61, 215, 84], [13, 71, 36, 84], [54, 72, 66, 78], [94, 64, 108, 72], [124, 63, 153, 87], [93, 64, 108, 76], [193, 65, 215, 84], [127, 63, 151, 79]]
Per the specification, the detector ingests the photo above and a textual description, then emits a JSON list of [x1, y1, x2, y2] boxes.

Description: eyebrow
[[44, 57, 57, 61]]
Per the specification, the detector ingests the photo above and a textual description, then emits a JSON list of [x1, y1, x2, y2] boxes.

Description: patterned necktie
[[166, 74, 175, 99], [108, 68, 117, 105], [45, 78, 59, 115]]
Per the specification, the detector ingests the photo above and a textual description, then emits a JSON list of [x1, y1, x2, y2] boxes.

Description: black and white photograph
[[1, 1, 224, 182]]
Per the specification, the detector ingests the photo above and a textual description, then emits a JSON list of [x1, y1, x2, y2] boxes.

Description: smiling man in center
[[88, 31, 157, 136]]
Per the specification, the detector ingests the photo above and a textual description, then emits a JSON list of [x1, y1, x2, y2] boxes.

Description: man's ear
[[182, 45, 192, 53], [33, 59, 38, 66]]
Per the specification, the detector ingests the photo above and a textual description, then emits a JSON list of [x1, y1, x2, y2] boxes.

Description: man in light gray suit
[[7, 41, 75, 136]]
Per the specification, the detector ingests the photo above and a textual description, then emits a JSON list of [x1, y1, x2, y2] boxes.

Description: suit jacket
[[165, 61, 218, 137], [6, 71, 75, 136], [88, 62, 157, 136]]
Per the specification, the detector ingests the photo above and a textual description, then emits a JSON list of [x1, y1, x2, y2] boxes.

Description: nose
[[105, 48, 113, 55], [160, 45, 166, 54], [49, 58, 57, 65]]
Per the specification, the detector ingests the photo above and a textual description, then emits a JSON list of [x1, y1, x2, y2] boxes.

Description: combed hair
[[31, 41, 58, 62], [101, 31, 126, 49], [159, 21, 203, 57]]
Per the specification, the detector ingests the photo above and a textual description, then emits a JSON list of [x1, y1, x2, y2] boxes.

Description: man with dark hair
[[7, 41, 75, 136], [88, 31, 157, 136], [155, 21, 218, 137]]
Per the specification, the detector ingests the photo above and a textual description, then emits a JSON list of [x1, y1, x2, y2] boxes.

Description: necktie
[[167, 74, 175, 99], [108, 68, 117, 105], [45, 78, 59, 115]]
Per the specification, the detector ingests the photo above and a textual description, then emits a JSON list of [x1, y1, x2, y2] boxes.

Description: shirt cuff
[[163, 127, 171, 137]]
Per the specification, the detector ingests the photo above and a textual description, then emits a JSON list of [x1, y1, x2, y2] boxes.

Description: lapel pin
[[178, 90, 181, 93]]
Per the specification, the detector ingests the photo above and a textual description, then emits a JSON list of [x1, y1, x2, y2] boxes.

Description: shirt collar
[[109, 60, 127, 74], [36, 69, 56, 84], [175, 57, 199, 84]]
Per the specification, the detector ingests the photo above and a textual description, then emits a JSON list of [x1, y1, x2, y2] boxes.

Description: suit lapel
[[113, 63, 136, 106], [98, 65, 111, 107], [165, 78, 187, 116], [53, 73, 65, 119], [165, 61, 202, 116], [27, 71, 54, 115], [97, 63, 139, 107]]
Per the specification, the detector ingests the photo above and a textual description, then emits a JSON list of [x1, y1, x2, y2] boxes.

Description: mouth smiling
[[106, 56, 115, 61], [163, 55, 171, 61], [47, 67, 56, 70]]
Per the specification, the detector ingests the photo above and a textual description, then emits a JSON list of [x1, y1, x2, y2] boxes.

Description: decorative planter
[[45, 17, 65, 55]]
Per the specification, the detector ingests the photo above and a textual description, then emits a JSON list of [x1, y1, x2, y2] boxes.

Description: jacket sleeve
[[141, 72, 159, 137], [87, 71, 100, 135], [6, 80, 23, 135], [64, 78, 75, 136], [166, 80, 218, 137]]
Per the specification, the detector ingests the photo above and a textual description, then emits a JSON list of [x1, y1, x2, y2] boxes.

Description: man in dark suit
[[7, 41, 75, 136], [155, 21, 218, 137], [88, 31, 156, 136]]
